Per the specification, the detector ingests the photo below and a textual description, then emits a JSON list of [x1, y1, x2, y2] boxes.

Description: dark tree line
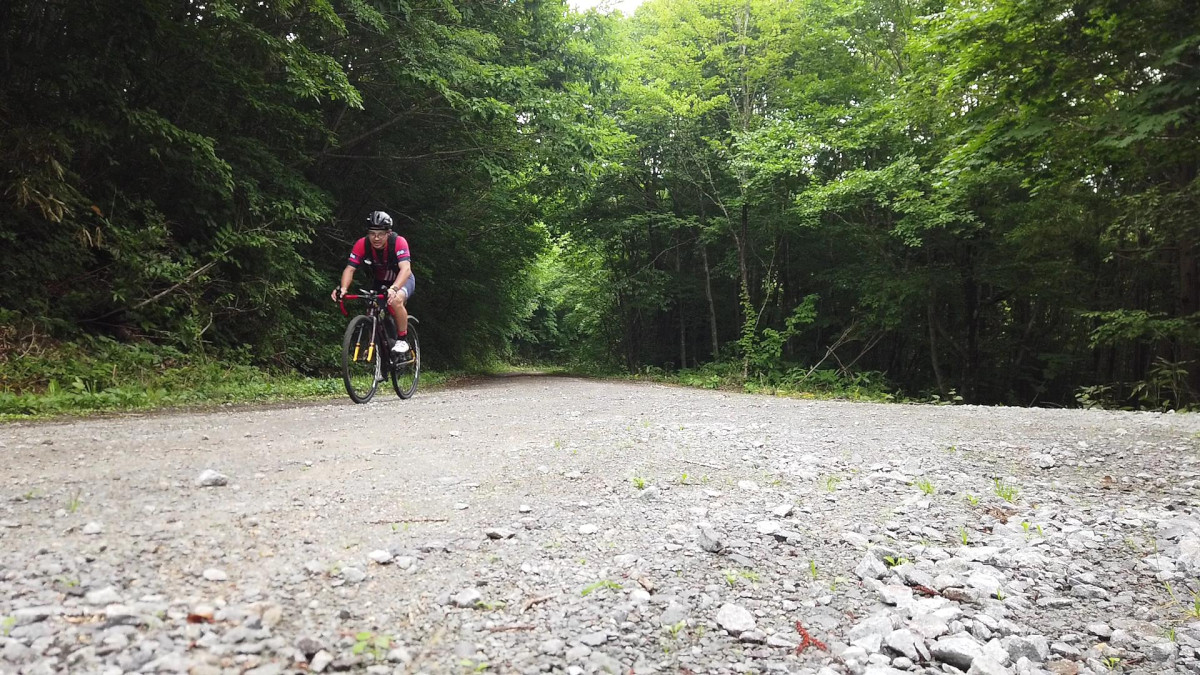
[[1, 0, 605, 371]]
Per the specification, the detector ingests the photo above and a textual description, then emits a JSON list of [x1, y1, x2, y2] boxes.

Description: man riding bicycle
[[331, 211, 415, 354]]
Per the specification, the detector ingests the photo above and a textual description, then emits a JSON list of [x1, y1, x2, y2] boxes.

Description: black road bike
[[337, 289, 420, 403]]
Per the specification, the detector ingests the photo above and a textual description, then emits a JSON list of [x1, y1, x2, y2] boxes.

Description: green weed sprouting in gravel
[[678, 472, 689, 484], [830, 576, 847, 592], [993, 478, 1019, 503], [959, 526, 969, 545], [723, 569, 759, 587], [1102, 655, 1121, 671], [1, 617, 14, 637], [1167, 628, 1177, 642], [67, 489, 82, 513], [964, 493, 979, 506], [352, 631, 391, 660], [580, 580, 621, 597], [632, 477, 647, 490], [823, 475, 841, 492], [661, 621, 688, 654], [913, 477, 935, 495], [1186, 593, 1200, 619], [1164, 580, 1180, 605], [883, 556, 909, 568], [809, 560, 818, 580]]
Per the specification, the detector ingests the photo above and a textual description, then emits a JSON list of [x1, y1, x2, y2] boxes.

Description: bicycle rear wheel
[[390, 319, 420, 399], [342, 315, 380, 403]]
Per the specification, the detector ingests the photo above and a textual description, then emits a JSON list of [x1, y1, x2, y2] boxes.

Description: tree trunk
[[963, 245, 979, 401], [737, 204, 751, 379], [676, 232, 686, 370], [736, 203, 751, 302], [1178, 233, 1200, 401], [700, 206, 719, 360], [701, 246, 719, 360], [928, 300, 947, 398]]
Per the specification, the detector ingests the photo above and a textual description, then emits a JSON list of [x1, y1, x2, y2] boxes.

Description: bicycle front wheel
[[391, 319, 420, 399], [342, 315, 380, 403]]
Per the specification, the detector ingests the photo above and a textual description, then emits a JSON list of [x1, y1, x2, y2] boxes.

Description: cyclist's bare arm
[[332, 265, 356, 301], [391, 261, 412, 297]]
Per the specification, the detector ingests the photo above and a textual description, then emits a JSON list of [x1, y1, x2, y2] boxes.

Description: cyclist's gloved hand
[[331, 287, 344, 302]]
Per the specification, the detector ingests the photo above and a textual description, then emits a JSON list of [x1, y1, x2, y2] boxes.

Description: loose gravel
[[2, 376, 1200, 675]]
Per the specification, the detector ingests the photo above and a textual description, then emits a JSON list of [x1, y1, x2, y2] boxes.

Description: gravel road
[[2, 375, 1200, 675]]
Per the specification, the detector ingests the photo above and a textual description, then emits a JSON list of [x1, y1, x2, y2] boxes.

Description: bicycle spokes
[[342, 316, 380, 403], [391, 320, 420, 399]]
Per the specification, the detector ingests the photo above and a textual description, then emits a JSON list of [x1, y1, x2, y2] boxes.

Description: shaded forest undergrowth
[[0, 316, 478, 420], [0, 312, 894, 420], [1, 307, 1188, 420]]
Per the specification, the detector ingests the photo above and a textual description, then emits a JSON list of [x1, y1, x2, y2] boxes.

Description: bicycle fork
[[353, 317, 385, 382], [353, 317, 378, 362], [370, 317, 383, 382]]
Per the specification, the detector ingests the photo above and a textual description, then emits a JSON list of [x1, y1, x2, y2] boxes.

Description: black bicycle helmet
[[366, 211, 393, 230]]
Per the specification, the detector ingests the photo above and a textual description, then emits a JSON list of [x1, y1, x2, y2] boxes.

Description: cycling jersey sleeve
[[395, 235, 411, 263], [347, 238, 367, 268]]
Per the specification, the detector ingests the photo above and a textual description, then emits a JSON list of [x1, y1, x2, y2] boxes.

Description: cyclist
[[331, 211, 415, 354]]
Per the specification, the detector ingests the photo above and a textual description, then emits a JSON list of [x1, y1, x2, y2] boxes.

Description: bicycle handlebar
[[337, 289, 388, 316]]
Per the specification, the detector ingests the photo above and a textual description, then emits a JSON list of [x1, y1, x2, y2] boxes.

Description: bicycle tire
[[342, 315, 380, 403], [391, 318, 420, 399]]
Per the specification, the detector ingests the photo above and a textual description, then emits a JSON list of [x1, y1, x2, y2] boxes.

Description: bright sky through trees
[[569, 0, 644, 15]]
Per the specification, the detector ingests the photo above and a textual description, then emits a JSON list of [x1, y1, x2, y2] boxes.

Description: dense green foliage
[[3, 0, 1199, 410], [520, 0, 1200, 409], [1, 0, 601, 372]]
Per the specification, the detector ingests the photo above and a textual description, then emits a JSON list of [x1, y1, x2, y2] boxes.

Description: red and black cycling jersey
[[347, 235, 411, 284]]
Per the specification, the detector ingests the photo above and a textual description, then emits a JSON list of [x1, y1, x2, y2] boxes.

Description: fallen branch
[[678, 458, 727, 470], [87, 253, 228, 323], [487, 624, 536, 632], [520, 594, 555, 614], [365, 517, 449, 525]]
